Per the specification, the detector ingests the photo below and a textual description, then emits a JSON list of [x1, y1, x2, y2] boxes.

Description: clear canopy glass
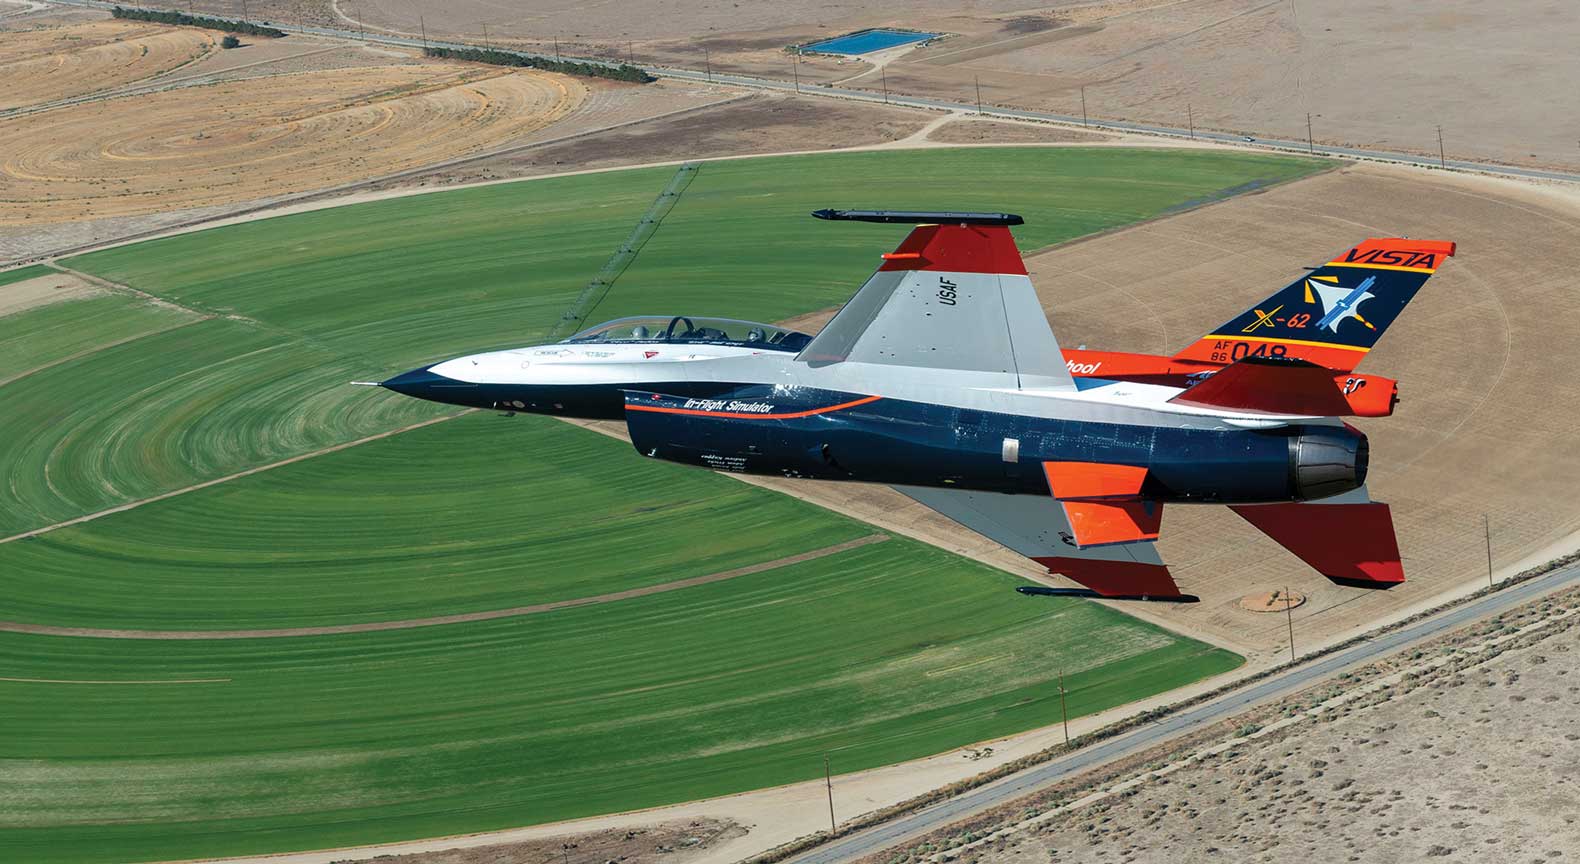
[[563, 316, 812, 351]]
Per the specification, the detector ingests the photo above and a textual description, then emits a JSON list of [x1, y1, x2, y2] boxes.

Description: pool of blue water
[[802, 29, 936, 55]]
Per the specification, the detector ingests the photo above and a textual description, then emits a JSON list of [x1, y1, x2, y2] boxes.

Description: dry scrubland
[[898, 587, 1580, 864], [254, 0, 1580, 171]]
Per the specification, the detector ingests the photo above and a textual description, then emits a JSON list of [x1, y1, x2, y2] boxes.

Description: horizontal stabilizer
[[1032, 556, 1185, 600], [1230, 498, 1405, 589], [1169, 356, 1354, 416]]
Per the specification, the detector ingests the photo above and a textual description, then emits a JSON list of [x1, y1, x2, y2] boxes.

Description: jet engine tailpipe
[[1289, 425, 1368, 500]]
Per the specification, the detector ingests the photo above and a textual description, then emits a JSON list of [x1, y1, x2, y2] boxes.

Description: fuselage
[[379, 315, 1366, 506]]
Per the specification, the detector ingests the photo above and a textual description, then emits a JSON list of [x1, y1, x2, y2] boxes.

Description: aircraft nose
[[380, 366, 460, 400]]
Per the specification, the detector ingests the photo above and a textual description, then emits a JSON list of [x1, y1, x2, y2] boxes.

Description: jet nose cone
[[380, 366, 474, 403]]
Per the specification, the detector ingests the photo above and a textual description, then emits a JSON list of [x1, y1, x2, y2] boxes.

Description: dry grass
[[0, 64, 585, 224]]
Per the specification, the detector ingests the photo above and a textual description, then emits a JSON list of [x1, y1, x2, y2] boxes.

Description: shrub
[[111, 6, 285, 38], [423, 45, 652, 83], [221, 34, 240, 49]]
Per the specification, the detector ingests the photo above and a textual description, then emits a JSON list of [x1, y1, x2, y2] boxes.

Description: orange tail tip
[[876, 223, 1028, 275]]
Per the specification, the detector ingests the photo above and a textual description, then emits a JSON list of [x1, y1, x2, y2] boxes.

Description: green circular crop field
[[0, 147, 1323, 862]]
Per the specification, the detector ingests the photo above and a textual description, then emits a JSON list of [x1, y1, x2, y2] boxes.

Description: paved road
[[42, 0, 1580, 185], [787, 560, 1580, 864]]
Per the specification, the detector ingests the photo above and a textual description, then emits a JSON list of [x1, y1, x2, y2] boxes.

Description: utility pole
[[1485, 513, 1495, 589], [1306, 112, 1314, 153], [418, 14, 427, 50], [791, 54, 799, 93], [1187, 103, 1194, 139], [482, 23, 490, 51], [704, 46, 712, 82], [628, 41, 635, 65], [1080, 85, 1088, 128], [240, 0, 249, 21], [824, 755, 836, 833], [975, 76, 983, 115], [554, 36, 562, 62], [1285, 587, 1296, 663], [1436, 125, 1446, 167], [881, 66, 888, 104], [1059, 670, 1070, 744]]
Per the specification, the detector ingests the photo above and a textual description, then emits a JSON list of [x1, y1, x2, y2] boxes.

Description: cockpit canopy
[[563, 316, 813, 352]]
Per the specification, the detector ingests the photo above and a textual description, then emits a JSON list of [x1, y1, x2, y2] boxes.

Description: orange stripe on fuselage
[[625, 395, 881, 420]]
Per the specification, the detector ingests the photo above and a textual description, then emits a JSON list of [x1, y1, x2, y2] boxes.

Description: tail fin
[[1173, 238, 1456, 372], [798, 212, 1075, 391]]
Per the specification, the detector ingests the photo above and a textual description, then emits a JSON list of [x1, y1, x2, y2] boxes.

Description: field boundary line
[[0, 410, 472, 547], [0, 534, 888, 639]]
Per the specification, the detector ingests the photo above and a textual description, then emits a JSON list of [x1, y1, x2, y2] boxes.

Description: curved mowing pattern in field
[[0, 543, 1240, 864], [1, 169, 672, 534], [0, 21, 215, 112], [0, 414, 872, 629], [10, 149, 1323, 538], [0, 291, 197, 386]]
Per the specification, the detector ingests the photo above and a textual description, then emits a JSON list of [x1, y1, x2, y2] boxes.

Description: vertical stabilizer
[[799, 213, 1075, 391]]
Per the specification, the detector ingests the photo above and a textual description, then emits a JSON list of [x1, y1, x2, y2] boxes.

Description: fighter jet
[[378, 210, 1454, 601]]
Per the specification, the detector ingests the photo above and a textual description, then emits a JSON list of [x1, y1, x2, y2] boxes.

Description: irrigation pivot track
[[548, 161, 701, 340]]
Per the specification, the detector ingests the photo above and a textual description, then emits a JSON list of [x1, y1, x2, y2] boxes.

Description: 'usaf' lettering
[[937, 277, 958, 306]]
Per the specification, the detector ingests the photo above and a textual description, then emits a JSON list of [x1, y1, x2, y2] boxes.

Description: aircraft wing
[[892, 484, 1190, 601]]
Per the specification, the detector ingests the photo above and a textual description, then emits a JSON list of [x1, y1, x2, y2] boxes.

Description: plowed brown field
[[0, 21, 215, 110], [0, 64, 585, 224]]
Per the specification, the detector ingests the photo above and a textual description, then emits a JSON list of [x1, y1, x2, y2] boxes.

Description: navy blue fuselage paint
[[624, 385, 1364, 504]]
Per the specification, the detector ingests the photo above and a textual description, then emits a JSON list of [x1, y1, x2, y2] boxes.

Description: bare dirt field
[[926, 116, 1116, 144], [0, 20, 215, 110], [376, 91, 934, 190], [0, 269, 98, 317], [1023, 161, 1580, 658], [0, 62, 585, 224], [297, 818, 744, 864], [882, 585, 1580, 864]]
